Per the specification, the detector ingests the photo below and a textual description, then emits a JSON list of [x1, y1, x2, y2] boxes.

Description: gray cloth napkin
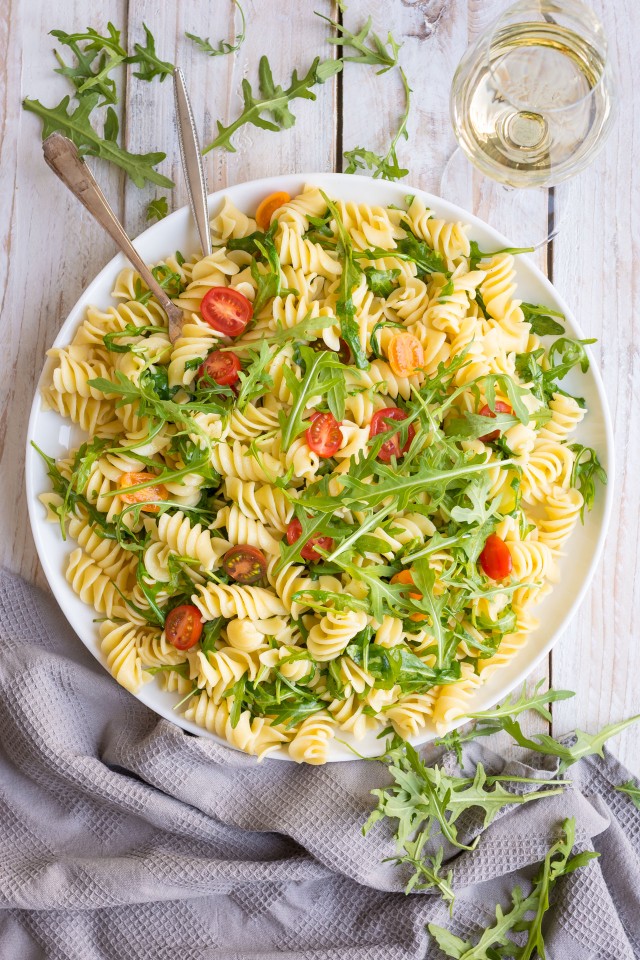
[[0, 569, 638, 960]]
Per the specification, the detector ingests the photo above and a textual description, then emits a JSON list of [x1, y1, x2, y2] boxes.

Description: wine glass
[[440, 0, 616, 247]]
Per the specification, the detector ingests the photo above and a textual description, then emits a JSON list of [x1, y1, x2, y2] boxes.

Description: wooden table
[[2, 1, 638, 769]]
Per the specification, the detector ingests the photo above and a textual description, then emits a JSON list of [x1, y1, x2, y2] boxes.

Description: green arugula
[[234, 342, 275, 410], [50, 22, 127, 105], [23, 93, 173, 188], [186, 1, 246, 58], [203, 55, 341, 153], [468, 240, 534, 271], [146, 196, 169, 222], [128, 24, 174, 82], [320, 191, 368, 368], [515, 336, 595, 406], [317, 13, 401, 74], [364, 267, 401, 298], [429, 818, 598, 959], [521, 301, 566, 336], [366, 738, 567, 853], [569, 444, 607, 518], [278, 345, 347, 450], [357, 232, 448, 277], [344, 67, 410, 181], [615, 780, 640, 810]]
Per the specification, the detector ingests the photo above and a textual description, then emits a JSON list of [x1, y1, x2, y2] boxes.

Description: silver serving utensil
[[42, 133, 184, 344], [173, 67, 213, 258]]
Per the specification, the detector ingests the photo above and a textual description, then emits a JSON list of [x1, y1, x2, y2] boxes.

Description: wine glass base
[[439, 148, 564, 249]]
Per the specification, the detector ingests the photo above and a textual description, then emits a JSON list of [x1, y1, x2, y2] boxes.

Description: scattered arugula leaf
[[428, 817, 598, 959], [234, 342, 275, 410], [615, 780, 640, 810], [50, 22, 127, 105], [23, 94, 173, 188], [128, 24, 174, 82], [317, 13, 401, 74], [279, 345, 346, 450], [186, 0, 246, 58], [146, 196, 169, 222], [204, 55, 340, 153], [344, 67, 411, 181]]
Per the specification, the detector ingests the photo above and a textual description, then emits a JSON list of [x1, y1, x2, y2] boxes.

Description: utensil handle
[[42, 133, 183, 342], [173, 67, 213, 258]]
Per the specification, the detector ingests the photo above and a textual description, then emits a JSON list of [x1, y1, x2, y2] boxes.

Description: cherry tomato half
[[369, 407, 416, 462], [197, 349, 242, 386], [306, 411, 342, 458], [286, 517, 334, 563], [388, 333, 425, 377], [255, 191, 291, 231], [478, 402, 513, 443], [117, 472, 168, 513], [200, 287, 252, 336], [479, 534, 513, 580], [390, 569, 427, 622], [165, 604, 203, 650], [222, 544, 268, 584]]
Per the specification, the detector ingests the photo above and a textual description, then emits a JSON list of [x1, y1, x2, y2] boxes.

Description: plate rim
[[25, 171, 615, 761]]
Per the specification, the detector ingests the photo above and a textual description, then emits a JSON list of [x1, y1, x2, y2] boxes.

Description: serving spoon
[[173, 67, 212, 259], [42, 132, 184, 343]]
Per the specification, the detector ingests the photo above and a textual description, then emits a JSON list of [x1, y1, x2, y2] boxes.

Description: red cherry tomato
[[286, 517, 334, 562], [306, 411, 342, 458], [478, 402, 513, 442], [200, 287, 252, 336], [479, 534, 513, 580], [222, 545, 267, 584], [369, 407, 416, 462], [165, 604, 203, 650], [197, 349, 241, 386]]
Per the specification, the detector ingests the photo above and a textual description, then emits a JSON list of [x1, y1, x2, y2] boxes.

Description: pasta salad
[[36, 185, 604, 764]]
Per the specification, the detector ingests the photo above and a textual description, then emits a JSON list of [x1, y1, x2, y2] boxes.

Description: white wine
[[451, 21, 614, 188]]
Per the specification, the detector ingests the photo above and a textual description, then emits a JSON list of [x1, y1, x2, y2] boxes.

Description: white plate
[[26, 173, 614, 761]]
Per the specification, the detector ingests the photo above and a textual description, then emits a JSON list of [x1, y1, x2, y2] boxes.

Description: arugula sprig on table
[[316, 13, 401, 74], [429, 818, 598, 959], [344, 67, 411, 181], [186, 1, 246, 58], [23, 93, 173, 188]]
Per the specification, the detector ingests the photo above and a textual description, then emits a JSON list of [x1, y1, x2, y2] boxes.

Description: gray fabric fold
[[0, 569, 638, 959]]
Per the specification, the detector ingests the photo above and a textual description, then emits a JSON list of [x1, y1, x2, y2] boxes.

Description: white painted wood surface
[[1, 0, 637, 768]]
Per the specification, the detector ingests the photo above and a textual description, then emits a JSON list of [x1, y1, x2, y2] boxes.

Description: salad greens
[[186, 0, 246, 58]]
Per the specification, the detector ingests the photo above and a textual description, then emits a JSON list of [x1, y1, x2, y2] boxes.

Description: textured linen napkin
[[0, 568, 638, 960]]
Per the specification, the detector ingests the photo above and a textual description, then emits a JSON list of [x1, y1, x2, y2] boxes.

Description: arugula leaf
[[51, 22, 127, 105], [278, 345, 346, 450], [569, 444, 607, 518], [389, 834, 455, 908], [128, 24, 174, 82], [344, 67, 411, 181], [204, 55, 340, 153], [615, 780, 640, 810], [320, 192, 368, 368], [358, 231, 448, 277], [366, 739, 566, 853], [146, 196, 169, 222], [515, 336, 595, 406], [317, 13, 401, 74], [468, 240, 534, 271], [251, 226, 284, 314], [499, 712, 640, 773], [521, 301, 566, 336], [186, 1, 246, 58], [234, 342, 275, 410], [23, 94, 173, 188], [364, 267, 401, 298], [429, 818, 597, 960]]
